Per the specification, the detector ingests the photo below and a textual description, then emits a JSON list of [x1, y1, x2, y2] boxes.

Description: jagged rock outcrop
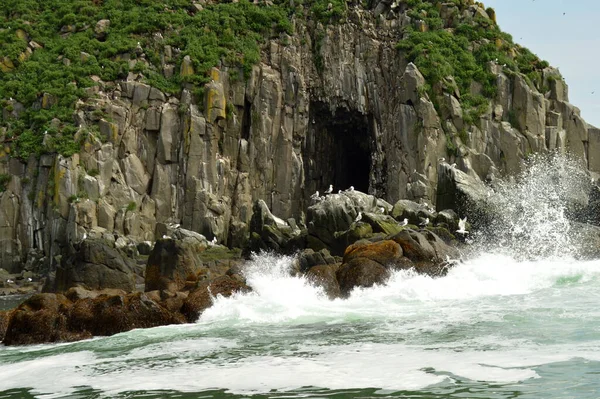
[[0, 0, 598, 279], [54, 239, 138, 292], [145, 232, 208, 292]]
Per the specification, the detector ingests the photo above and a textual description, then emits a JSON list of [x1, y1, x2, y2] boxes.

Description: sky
[[485, 0, 600, 127]]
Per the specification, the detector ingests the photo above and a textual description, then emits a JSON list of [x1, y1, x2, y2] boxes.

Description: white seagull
[[456, 217, 469, 235], [162, 234, 169, 239], [210, 236, 217, 245], [310, 190, 320, 200], [419, 217, 430, 227], [355, 212, 362, 222], [6, 279, 14, 284], [27, 277, 33, 282], [348, 186, 355, 192], [400, 218, 408, 226], [325, 184, 333, 194]]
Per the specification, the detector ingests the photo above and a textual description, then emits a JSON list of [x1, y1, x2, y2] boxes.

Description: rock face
[[145, 232, 207, 292], [54, 239, 137, 292], [0, 1, 598, 281]]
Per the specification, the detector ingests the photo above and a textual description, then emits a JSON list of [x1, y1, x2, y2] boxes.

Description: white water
[[1, 154, 600, 398]]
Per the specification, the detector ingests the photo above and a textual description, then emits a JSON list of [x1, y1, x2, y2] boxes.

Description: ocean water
[[1, 154, 599, 399]]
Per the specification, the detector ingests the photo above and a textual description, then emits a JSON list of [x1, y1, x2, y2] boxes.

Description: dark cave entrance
[[304, 102, 373, 197]]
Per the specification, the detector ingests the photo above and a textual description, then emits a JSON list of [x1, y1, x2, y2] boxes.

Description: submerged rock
[[181, 275, 250, 322]]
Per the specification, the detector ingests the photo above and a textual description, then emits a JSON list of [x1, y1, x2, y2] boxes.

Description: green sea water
[[1, 252, 600, 399]]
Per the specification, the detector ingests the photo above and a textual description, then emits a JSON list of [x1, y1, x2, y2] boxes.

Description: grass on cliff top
[[0, 0, 295, 159], [397, 0, 550, 126]]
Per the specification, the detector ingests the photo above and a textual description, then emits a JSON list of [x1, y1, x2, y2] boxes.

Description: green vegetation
[[1, 0, 554, 163], [397, 0, 550, 130], [126, 201, 137, 212], [0, 173, 11, 192], [0, 0, 295, 160]]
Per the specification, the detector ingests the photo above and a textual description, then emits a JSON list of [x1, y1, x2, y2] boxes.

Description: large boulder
[[392, 199, 435, 224], [337, 258, 390, 297], [336, 240, 404, 297], [180, 275, 250, 322], [54, 239, 137, 292], [2, 294, 84, 345], [307, 190, 388, 255], [389, 229, 458, 275], [247, 200, 306, 255], [145, 231, 208, 292], [436, 163, 489, 223], [305, 263, 341, 299]]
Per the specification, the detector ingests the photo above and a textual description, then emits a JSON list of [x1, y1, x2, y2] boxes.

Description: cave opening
[[304, 102, 373, 197]]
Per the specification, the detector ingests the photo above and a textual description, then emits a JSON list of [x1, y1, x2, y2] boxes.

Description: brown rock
[[305, 263, 341, 299], [181, 276, 250, 322], [337, 258, 390, 297], [343, 240, 403, 267], [2, 294, 84, 346], [0, 310, 10, 342], [68, 292, 184, 336]]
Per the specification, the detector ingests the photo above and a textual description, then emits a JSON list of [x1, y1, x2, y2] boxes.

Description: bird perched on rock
[[348, 186, 355, 192], [310, 190, 320, 200], [401, 218, 408, 226], [325, 184, 333, 194], [456, 217, 469, 235], [210, 236, 217, 246], [355, 212, 362, 222], [6, 279, 14, 284], [27, 277, 33, 282], [419, 217, 429, 227], [162, 234, 169, 239]]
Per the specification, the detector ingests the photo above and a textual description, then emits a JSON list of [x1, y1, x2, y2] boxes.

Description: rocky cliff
[[0, 0, 597, 278]]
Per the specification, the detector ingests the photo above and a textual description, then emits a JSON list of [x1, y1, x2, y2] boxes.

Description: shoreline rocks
[[0, 195, 467, 346]]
